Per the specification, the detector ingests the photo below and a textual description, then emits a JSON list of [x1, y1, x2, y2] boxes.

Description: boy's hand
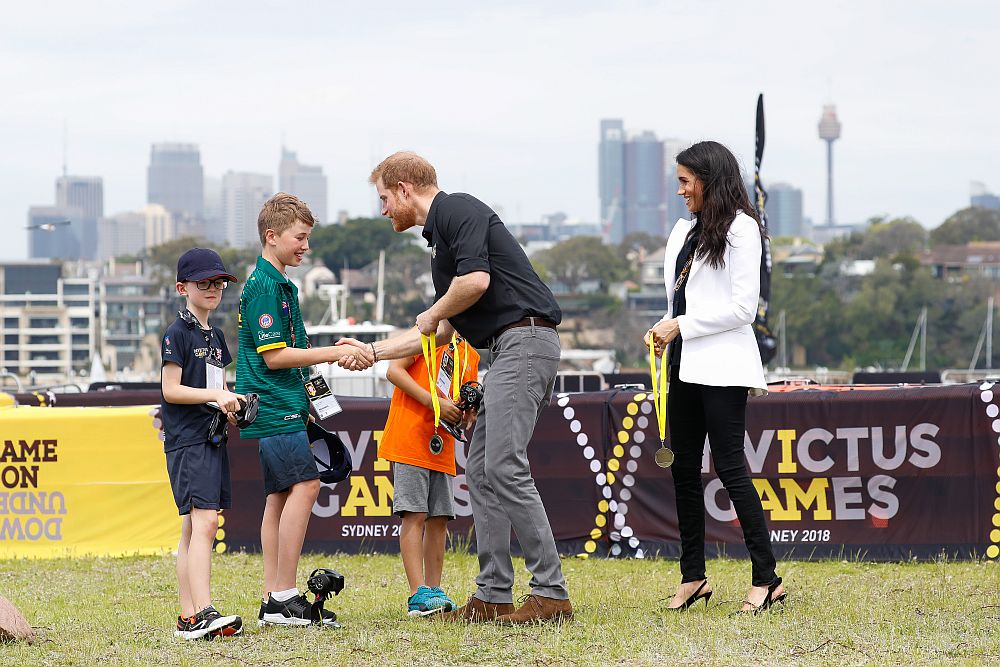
[[462, 409, 478, 431], [437, 396, 463, 425], [215, 390, 243, 414], [334, 338, 374, 370]]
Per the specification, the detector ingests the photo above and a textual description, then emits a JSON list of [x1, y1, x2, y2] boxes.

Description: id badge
[[436, 349, 455, 396], [206, 360, 224, 390], [304, 373, 342, 419]]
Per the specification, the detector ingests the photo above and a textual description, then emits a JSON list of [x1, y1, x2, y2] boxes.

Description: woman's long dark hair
[[676, 141, 765, 269]]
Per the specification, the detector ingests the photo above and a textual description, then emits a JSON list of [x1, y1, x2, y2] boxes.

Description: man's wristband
[[369, 342, 378, 363]]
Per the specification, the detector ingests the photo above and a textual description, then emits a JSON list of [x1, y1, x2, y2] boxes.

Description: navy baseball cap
[[176, 248, 238, 283], [307, 421, 353, 484]]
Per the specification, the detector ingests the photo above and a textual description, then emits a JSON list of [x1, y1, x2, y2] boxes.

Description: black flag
[[753, 94, 777, 364]]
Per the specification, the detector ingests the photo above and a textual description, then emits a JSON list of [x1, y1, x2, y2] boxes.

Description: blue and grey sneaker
[[407, 585, 445, 617], [429, 587, 456, 613]]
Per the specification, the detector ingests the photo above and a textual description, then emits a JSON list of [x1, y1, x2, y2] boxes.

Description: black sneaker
[[174, 615, 192, 638], [260, 594, 313, 626], [183, 605, 242, 640]]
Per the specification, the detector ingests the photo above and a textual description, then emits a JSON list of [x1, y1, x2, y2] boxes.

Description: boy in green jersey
[[236, 193, 372, 625]]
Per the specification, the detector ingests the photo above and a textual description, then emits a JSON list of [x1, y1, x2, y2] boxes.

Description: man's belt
[[489, 317, 557, 346]]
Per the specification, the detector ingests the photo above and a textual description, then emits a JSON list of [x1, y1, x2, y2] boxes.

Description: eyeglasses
[[193, 279, 228, 291]]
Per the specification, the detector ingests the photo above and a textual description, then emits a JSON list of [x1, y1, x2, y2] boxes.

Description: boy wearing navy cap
[[160, 247, 244, 640]]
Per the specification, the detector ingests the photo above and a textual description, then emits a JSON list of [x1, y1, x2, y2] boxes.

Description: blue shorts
[[165, 442, 232, 515], [258, 430, 319, 496]]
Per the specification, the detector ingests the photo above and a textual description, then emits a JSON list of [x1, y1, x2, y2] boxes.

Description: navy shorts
[[165, 442, 232, 515], [258, 430, 319, 495]]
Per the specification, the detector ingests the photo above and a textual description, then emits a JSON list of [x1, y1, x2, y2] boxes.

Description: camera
[[307, 567, 345, 599], [306, 567, 345, 625], [440, 381, 484, 443], [455, 381, 484, 413], [207, 393, 259, 447]]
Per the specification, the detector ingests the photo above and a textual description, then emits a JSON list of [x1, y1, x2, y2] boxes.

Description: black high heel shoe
[[667, 579, 713, 611], [738, 577, 786, 615]]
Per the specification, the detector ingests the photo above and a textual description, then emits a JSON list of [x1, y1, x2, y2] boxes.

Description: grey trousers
[[468, 324, 569, 603]]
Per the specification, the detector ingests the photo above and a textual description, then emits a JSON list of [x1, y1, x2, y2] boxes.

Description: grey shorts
[[392, 462, 455, 519]]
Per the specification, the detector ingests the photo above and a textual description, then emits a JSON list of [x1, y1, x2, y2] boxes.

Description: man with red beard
[[366, 152, 573, 624]]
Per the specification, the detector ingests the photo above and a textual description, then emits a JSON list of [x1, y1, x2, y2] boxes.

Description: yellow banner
[[0, 405, 177, 558]]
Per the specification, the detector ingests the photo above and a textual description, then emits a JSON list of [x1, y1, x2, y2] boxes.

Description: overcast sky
[[1, 0, 995, 260]]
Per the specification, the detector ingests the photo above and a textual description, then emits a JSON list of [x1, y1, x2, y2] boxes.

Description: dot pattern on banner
[[214, 510, 227, 553], [577, 392, 651, 558], [979, 382, 1000, 560]]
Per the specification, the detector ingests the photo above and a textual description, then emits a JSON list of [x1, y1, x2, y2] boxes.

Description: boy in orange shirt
[[379, 335, 479, 616]]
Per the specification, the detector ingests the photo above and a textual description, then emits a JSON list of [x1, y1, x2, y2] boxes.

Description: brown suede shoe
[[495, 594, 573, 624], [436, 595, 515, 623]]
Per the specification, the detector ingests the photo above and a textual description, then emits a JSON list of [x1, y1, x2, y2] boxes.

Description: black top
[[422, 191, 562, 348], [668, 221, 702, 368], [160, 314, 232, 452]]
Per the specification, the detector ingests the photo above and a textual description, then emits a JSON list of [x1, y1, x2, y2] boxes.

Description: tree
[[619, 232, 665, 256], [823, 216, 927, 262], [929, 207, 1000, 246], [310, 218, 413, 279], [533, 236, 628, 293]]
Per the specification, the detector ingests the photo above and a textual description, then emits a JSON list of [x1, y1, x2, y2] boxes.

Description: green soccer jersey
[[235, 256, 311, 438]]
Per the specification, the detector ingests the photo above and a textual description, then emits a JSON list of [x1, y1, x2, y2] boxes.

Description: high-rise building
[[600, 120, 671, 243], [599, 120, 625, 241], [767, 183, 805, 238], [144, 204, 176, 249], [98, 211, 145, 260], [201, 176, 227, 244], [27, 206, 82, 261], [55, 175, 103, 260], [663, 138, 690, 228], [279, 147, 328, 223], [147, 143, 204, 218], [623, 131, 667, 240], [0, 262, 97, 381], [56, 175, 103, 219], [971, 181, 1000, 210], [222, 172, 272, 248]]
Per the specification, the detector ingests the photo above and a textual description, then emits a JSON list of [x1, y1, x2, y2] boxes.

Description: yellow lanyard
[[421, 332, 441, 429], [649, 336, 667, 445], [450, 333, 469, 401]]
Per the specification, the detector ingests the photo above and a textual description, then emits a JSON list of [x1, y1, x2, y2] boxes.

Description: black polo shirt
[[422, 191, 561, 347]]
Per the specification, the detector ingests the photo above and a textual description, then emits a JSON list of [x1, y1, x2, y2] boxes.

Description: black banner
[[22, 384, 1000, 561], [211, 385, 1000, 561]]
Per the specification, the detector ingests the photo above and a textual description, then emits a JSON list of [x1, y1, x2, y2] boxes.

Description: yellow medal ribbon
[[649, 336, 667, 445], [421, 332, 441, 429], [649, 336, 674, 467], [450, 333, 469, 402]]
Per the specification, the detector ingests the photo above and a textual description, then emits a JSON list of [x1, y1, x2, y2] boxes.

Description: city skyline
[[2, 1, 996, 260]]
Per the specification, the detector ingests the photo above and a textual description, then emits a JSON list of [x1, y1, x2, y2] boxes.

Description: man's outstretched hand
[[335, 337, 375, 370]]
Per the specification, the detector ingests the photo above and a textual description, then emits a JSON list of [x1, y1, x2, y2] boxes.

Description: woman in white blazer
[[645, 141, 785, 614]]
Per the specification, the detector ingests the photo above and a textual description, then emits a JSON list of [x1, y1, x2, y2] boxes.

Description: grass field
[[1, 551, 998, 666]]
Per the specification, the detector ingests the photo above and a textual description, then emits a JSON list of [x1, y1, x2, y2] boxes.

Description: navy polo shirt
[[421, 191, 561, 348], [160, 314, 232, 452]]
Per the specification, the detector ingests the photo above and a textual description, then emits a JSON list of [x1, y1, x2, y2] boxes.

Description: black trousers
[[667, 372, 778, 587]]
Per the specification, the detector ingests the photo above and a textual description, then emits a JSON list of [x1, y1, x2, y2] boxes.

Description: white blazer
[[659, 211, 767, 390]]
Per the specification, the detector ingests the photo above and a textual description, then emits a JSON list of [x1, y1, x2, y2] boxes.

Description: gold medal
[[654, 446, 675, 468], [649, 336, 673, 468], [429, 434, 444, 455]]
